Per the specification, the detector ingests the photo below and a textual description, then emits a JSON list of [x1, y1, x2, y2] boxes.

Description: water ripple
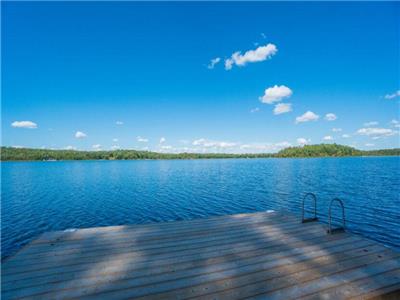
[[2, 157, 400, 259]]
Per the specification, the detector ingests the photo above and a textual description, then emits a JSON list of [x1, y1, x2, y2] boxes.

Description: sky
[[2, 2, 400, 153]]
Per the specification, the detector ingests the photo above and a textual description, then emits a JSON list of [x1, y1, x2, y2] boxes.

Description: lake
[[2, 157, 400, 259]]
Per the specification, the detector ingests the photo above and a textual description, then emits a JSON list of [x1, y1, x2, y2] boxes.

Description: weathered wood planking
[[2, 211, 399, 300]]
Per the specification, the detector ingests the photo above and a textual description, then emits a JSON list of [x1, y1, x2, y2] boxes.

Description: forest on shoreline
[[1, 144, 399, 161]]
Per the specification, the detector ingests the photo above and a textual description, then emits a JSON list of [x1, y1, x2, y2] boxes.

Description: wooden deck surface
[[2, 211, 400, 299]]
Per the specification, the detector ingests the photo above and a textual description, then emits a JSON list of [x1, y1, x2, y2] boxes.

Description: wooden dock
[[2, 211, 400, 299]]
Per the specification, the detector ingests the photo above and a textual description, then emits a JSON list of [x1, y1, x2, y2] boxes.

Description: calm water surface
[[2, 157, 400, 259]]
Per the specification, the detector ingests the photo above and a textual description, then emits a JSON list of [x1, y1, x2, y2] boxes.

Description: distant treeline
[[1, 144, 399, 161], [276, 144, 400, 157]]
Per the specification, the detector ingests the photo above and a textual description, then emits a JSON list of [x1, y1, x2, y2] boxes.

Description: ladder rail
[[327, 197, 346, 234], [301, 192, 318, 223]]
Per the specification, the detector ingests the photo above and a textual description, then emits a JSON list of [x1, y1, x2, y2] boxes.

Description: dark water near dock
[[2, 157, 400, 259]]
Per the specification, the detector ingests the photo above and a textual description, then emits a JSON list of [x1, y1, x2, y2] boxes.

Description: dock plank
[[31, 211, 289, 245], [302, 269, 400, 300], [2, 211, 399, 300], [2, 237, 372, 298], [7, 216, 314, 260], [248, 257, 400, 300], [3, 222, 325, 274], [3, 229, 351, 286]]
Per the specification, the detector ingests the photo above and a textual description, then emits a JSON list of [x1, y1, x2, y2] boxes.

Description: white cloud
[[384, 90, 400, 100], [297, 138, 310, 146], [159, 137, 166, 144], [260, 85, 293, 104], [240, 141, 291, 152], [273, 103, 292, 115], [65, 145, 77, 150], [207, 57, 221, 69], [324, 113, 337, 121], [250, 107, 260, 113], [111, 145, 120, 150], [75, 131, 87, 139], [365, 143, 375, 147], [261, 32, 267, 39], [112, 138, 118, 142], [116, 121, 123, 125], [295, 111, 319, 124], [356, 127, 397, 138], [11, 121, 37, 129], [192, 138, 207, 146], [342, 134, 351, 138], [225, 43, 277, 70], [364, 121, 378, 126], [332, 128, 342, 132], [391, 119, 400, 128], [12, 145, 24, 148], [323, 135, 333, 141], [92, 144, 101, 150], [161, 145, 172, 150], [137, 136, 149, 143], [275, 141, 291, 148], [192, 138, 236, 148], [150, 139, 298, 154]]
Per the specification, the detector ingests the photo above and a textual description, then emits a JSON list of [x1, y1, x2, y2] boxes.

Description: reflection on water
[[2, 157, 400, 259]]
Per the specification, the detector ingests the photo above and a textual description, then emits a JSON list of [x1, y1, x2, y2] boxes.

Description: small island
[[1, 144, 399, 161]]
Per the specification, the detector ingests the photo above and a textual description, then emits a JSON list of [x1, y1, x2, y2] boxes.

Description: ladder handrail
[[301, 192, 318, 223], [328, 198, 346, 234]]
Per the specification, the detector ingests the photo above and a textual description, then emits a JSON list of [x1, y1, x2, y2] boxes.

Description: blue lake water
[[2, 157, 400, 259]]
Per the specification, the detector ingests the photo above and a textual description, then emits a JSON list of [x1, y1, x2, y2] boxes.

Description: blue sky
[[2, 2, 399, 153]]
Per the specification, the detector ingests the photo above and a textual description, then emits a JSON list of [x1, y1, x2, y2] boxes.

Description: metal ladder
[[301, 193, 346, 234], [327, 198, 346, 234], [301, 192, 318, 223]]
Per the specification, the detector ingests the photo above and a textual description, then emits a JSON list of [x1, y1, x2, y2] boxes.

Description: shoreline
[[1, 154, 400, 162]]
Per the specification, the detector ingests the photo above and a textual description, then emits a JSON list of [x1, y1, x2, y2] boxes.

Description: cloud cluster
[[297, 138, 310, 146], [159, 137, 166, 144], [295, 111, 319, 123], [332, 128, 342, 132], [192, 138, 236, 149], [357, 127, 397, 139], [225, 44, 277, 70], [75, 131, 87, 139], [324, 113, 337, 121], [384, 90, 400, 100], [259, 85, 293, 115], [250, 107, 260, 113], [391, 119, 400, 128], [207, 57, 221, 69], [11, 121, 37, 129], [240, 141, 291, 152], [323, 135, 333, 141], [364, 121, 378, 126], [160, 145, 172, 151], [137, 136, 149, 143], [260, 85, 293, 104], [116, 121, 123, 125], [273, 103, 292, 115]]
